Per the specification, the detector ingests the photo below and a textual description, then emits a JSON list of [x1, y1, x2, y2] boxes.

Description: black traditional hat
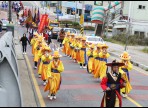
[[106, 60, 125, 67]]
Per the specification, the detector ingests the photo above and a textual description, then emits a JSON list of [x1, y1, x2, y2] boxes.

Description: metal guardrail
[[0, 32, 22, 107]]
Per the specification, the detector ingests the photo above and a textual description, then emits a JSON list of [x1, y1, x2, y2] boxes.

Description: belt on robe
[[43, 61, 50, 64], [51, 68, 60, 73], [107, 83, 120, 90], [95, 57, 100, 60], [81, 48, 86, 51]]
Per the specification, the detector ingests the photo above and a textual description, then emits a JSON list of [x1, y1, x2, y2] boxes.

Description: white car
[[86, 36, 105, 45], [112, 20, 128, 25], [57, 28, 78, 42]]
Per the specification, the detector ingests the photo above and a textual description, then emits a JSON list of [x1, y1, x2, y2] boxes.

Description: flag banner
[[38, 14, 48, 33]]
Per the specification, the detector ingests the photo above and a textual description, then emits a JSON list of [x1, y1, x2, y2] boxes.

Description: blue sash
[[107, 83, 120, 90], [51, 68, 60, 73], [121, 68, 130, 80], [43, 61, 50, 64], [95, 57, 100, 60], [100, 58, 107, 63]]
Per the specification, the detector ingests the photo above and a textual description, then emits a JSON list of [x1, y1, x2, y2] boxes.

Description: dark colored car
[[51, 27, 61, 39]]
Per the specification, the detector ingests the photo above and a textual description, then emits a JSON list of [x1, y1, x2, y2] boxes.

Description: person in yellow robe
[[44, 51, 64, 100], [97, 44, 110, 80], [86, 44, 95, 73], [38, 46, 45, 78], [30, 32, 39, 56], [69, 33, 75, 59], [92, 43, 102, 76], [79, 36, 89, 69], [33, 39, 43, 69], [41, 46, 52, 86], [119, 51, 133, 97], [69, 33, 76, 60], [76, 36, 82, 64], [62, 31, 70, 56], [72, 36, 79, 63]]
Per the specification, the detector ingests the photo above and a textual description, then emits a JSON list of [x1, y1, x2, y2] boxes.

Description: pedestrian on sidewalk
[[0, 20, 3, 33], [119, 51, 133, 98], [44, 51, 64, 100], [20, 33, 30, 54], [100, 60, 126, 107]]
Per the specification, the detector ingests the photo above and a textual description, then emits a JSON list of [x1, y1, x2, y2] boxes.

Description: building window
[[79, 9, 82, 16], [50, 3, 56, 7], [140, 32, 145, 37], [77, 9, 78, 14], [94, 1, 103, 6], [138, 5, 142, 9], [138, 5, 146, 9], [79, 1, 82, 3], [134, 31, 139, 35], [134, 31, 145, 37], [67, 8, 71, 14]]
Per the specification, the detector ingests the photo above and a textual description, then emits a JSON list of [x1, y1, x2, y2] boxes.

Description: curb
[[109, 51, 148, 71]]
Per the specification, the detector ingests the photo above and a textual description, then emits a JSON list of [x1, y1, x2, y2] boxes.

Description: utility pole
[[125, 1, 132, 51], [105, 1, 111, 37], [56, 1, 60, 22], [8, 1, 12, 23], [82, 1, 85, 36], [75, 1, 77, 22]]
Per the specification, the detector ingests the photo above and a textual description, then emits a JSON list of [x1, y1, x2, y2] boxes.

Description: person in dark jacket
[[20, 33, 30, 54], [0, 20, 2, 33]]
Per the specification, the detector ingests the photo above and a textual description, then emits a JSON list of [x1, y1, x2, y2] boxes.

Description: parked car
[[1, 19, 9, 30], [51, 27, 61, 39], [57, 28, 77, 42], [86, 35, 105, 46]]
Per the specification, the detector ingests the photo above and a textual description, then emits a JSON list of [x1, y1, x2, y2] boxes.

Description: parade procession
[[1, 1, 148, 107], [16, 1, 132, 107]]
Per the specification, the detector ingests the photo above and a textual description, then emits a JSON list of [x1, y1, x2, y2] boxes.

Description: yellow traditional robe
[[44, 60, 64, 95]]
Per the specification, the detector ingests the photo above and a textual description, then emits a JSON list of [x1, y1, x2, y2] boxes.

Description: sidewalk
[[106, 41, 148, 71], [12, 12, 37, 107]]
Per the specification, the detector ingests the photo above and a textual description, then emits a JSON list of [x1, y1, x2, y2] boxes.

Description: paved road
[[12, 7, 148, 106]]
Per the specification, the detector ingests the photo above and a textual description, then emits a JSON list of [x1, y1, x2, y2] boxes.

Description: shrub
[[142, 47, 148, 53]]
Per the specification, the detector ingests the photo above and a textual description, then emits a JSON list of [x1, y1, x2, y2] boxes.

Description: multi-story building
[[113, 1, 148, 37]]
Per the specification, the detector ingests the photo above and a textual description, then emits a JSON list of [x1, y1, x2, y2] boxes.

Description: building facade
[[113, 1, 148, 37], [47, 1, 116, 22]]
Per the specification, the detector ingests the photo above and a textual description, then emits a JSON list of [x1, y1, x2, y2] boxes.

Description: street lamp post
[[105, 1, 111, 37], [75, 1, 77, 22], [125, 1, 132, 51], [56, 1, 60, 22], [8, 1, 12, 23]]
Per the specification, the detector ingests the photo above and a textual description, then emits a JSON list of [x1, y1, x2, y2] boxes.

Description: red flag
[[38, 14, 48, 33]]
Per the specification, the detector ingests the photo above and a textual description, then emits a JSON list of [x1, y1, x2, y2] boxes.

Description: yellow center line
[[126, 97, 142, 107], [109, 56, 143, 107], [24, 55, 46, 107]]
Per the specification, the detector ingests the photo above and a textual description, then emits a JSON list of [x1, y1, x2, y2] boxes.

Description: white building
[[113, 1, 148, 37]]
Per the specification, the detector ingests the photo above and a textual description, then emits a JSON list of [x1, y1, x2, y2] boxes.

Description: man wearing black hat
[[100, 60, 126, 107]]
